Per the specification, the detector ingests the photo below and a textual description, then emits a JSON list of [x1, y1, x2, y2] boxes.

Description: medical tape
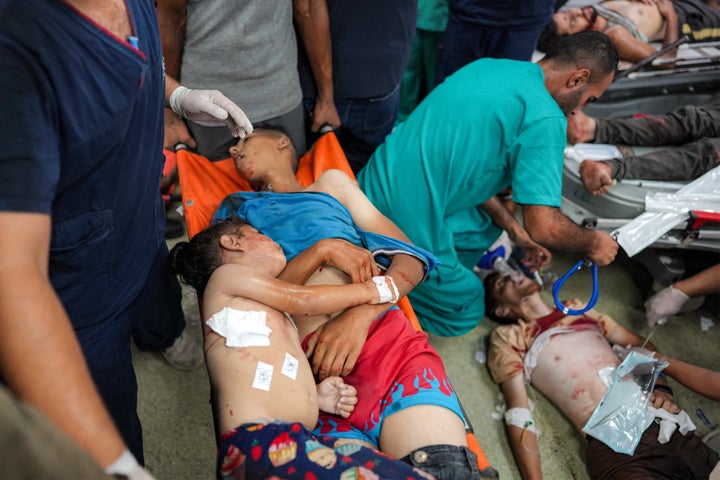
[[280, 352, 299, 380], [205, 307, 272, 348], [372, 276, 399, 303], [504, 407, 539, 434], [252, 361, 273, 391]]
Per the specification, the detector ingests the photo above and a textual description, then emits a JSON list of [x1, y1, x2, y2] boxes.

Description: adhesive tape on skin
[[504, 407, 539, 434], [373, 276, 399, 303], [206, 307, 272, 347]]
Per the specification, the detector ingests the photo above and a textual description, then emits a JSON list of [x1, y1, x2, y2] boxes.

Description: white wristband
[[372, 276, 399, 303], [106, 448, 139, 476]]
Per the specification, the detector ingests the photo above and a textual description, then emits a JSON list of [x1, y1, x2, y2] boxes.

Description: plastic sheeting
[[612, 166, 720, 257]]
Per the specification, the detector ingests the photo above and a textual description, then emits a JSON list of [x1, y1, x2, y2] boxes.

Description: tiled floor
[[134, 220, 719, 479]]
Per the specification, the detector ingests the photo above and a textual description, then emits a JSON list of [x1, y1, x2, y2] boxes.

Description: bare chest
[[66, 0, 133, 40]]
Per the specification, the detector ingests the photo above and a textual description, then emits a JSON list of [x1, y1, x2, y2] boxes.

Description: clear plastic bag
[[582, 350, 669, 454]]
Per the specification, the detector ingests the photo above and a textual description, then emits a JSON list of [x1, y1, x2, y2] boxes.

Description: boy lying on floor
[[484, 271, 719, 479]]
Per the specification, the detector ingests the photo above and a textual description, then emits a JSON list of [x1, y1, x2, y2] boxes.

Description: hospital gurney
[[562, 148, 720, 254], [174, 131, 498, 478], [584, 41, 720, 118]]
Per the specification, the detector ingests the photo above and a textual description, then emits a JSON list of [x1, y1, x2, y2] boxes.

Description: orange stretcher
[[173, 131, 496, 478]]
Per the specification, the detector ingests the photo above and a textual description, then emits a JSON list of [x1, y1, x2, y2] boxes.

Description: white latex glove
[[169, 86, 253, 138], [106, 449, 156, 480], [644, 285, 689, 328]]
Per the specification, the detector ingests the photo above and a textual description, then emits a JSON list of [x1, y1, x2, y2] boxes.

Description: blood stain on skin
[[396, 271, 414, 283]]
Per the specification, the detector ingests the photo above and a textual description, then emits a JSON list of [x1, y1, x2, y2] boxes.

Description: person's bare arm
[[604, 25, 659, 63], [304, 253, 424, 380], [501, 375, 543, 480], [674, 264, 720, 298], [0, 213, 125, 468], [278, 238, 379, 285], [522, 205, 618, 266], [480, 197, 552, 271], [293, 0, 340, 132], [156, 0, 187, 79], [663, 355, 720, 402], [314, 170, 411, 241], [304, 170, 426, 379], [210, 263, 393, 316], [156, 0, 196, 149]]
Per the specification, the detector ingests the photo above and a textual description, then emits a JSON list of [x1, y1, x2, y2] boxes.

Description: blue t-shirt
[[213, 191, 439, 278], [0, 0, 166, 328]]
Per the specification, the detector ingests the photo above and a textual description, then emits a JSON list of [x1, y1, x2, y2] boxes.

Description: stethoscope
[[552, 259, 600, 315]]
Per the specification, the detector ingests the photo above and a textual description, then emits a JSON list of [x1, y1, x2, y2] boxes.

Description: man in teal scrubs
[[358, 31, 620, 336]]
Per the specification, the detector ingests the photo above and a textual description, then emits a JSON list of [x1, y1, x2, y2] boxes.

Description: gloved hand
[[169, 86, 253, 138], [644, 285, 689, 328], [106, 449, 156, 480]]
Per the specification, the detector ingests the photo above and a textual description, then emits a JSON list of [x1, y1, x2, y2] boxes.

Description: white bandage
[[206, 307, 272, 348], [504, 407, 539, 435], [372, 276, 399, 303]]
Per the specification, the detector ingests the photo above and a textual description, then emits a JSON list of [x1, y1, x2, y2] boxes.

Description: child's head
[[168, 216, 250, 296], [229, 127, 299, 188], [484, 271, 542, 324]]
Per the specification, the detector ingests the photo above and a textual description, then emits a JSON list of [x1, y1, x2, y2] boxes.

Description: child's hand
[[317, 376, 358, 418], [367, 275, 399, 304]]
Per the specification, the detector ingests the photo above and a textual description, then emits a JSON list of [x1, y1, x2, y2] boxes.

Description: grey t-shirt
[[181, 0, 302, 122]]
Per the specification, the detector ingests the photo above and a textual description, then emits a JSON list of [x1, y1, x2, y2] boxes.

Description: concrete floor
[[133, 211, 719, 479]]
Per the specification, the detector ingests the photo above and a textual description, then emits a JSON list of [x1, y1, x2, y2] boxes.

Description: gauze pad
[[206, 307, 272, 348]]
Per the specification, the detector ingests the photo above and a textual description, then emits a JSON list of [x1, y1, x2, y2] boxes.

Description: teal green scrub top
[[358, 58, 567, 336]]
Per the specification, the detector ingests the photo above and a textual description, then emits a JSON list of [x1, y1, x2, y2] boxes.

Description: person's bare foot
[[567, 109, 597, 144], [579, 159, 614, 196]]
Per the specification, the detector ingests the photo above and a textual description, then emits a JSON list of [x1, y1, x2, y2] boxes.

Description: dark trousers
[[436, 12, 553, 84], [77, 244, 184, 464], [306, 84, 401, 174], [596, 103, 720, 181]]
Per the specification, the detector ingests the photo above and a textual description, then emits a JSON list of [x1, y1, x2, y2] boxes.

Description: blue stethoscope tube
[[552, 260, 599, 315]]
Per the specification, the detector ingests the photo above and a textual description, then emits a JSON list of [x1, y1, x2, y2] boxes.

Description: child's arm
[[210, 264, 398, 317], [316, 377, 357, 418], [501, 375, 543, 480], [278, 238, 379, 285]]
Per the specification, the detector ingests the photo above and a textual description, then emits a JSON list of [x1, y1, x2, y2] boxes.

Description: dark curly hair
[[483, 271, 516, 325], [167, 217, 249, 296]]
